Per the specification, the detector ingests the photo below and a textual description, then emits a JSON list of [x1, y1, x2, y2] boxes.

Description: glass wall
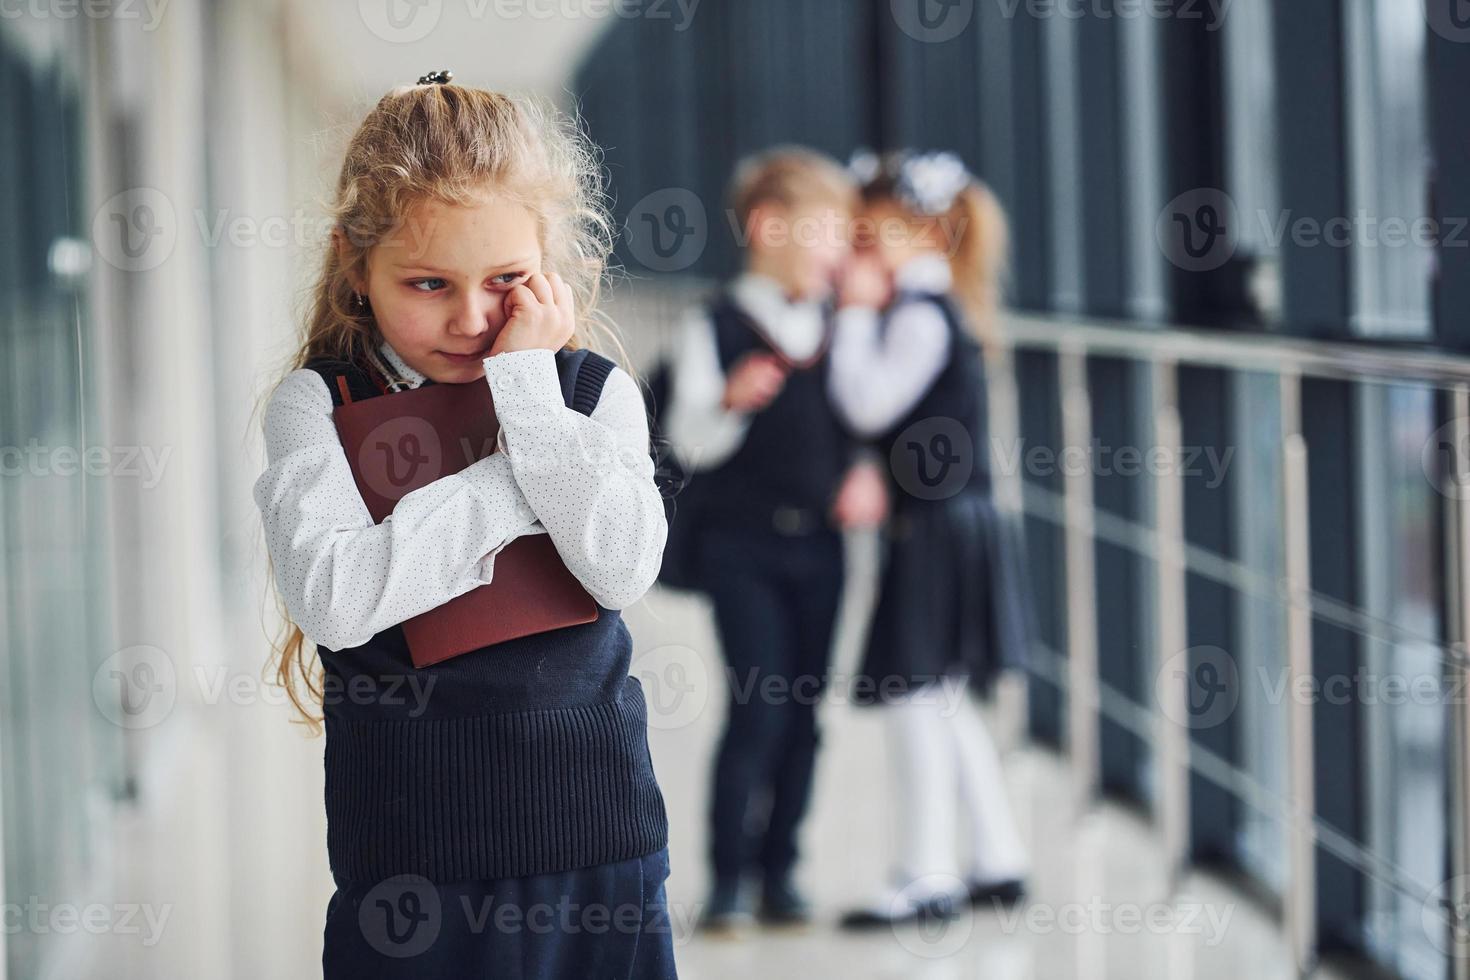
[[0, 22, 124, 980]]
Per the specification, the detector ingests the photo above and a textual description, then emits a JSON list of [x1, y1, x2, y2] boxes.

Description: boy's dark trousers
[[700, 521, 845, 885]]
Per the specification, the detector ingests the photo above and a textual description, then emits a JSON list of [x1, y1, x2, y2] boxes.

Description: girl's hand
[[721, 351, 788, 413], [489, 272, 576, 357], [838, 254, 892, 310], [831, 458, 889, 529]]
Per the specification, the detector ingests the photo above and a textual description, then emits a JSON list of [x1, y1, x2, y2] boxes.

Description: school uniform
[[828, 254, 1032, 920], [664, 273, 852, 911], [253, 340, 677, 978]]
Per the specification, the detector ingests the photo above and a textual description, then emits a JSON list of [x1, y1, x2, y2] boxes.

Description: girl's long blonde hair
[[259, 82, 623, 733]]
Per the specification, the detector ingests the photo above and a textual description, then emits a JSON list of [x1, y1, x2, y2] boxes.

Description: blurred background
[[5, 0, 1470, 977]]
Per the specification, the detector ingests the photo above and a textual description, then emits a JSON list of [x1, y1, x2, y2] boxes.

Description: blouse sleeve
[[661, 307, 754, 472], [484, 349, 668, 610], [828, 300, 952, 438], [252, 368, 540, 650]]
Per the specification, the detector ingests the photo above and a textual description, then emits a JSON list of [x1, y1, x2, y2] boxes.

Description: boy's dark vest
[[877, 292, 993, 506], [303, 349, 667, 885], [695, 293, 851, 536]]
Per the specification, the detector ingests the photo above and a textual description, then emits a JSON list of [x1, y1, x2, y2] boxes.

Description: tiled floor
[[74, 537, 1338, 979], [623, 531, 1328, 980]]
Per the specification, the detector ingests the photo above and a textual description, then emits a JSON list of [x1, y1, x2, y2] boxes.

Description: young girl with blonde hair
[[830, 150, 1035, 928], [253, 73, 675, 976]]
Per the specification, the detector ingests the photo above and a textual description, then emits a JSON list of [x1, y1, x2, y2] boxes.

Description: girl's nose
[[447, 290, 500, 337]]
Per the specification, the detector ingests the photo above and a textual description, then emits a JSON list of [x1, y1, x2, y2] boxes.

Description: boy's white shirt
[[827, 253, 954, 438], [663, 271, 827, 472], [252, 341, 667, 651]]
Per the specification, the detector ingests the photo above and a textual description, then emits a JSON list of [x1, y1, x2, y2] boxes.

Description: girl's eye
[[410, 278, 446, 292], [491, 272, 527, 287]]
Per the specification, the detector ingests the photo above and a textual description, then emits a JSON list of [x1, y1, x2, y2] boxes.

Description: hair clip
[[417, 69, 453, 85], [895, 151, 972, 216], [847, 148, 881, 185]]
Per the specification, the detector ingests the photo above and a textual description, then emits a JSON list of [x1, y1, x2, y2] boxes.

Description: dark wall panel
[[575, 0, 879, 278]]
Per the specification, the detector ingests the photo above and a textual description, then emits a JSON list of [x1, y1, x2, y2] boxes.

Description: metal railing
[[991, 311, 1470, 979]]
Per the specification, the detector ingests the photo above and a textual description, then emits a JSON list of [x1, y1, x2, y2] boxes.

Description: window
[[1344, 0, 1434, 338], [1230, 370, 1289, 891], [1356, 382, 1446, 978], [1221, 0, 1284, 326], [0, 24, 123, 979]]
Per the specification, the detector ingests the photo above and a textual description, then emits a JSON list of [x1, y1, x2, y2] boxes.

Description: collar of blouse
[[376, 339, 427, 390], [728, 271, 826, 362], [893, 253, 953, 295]]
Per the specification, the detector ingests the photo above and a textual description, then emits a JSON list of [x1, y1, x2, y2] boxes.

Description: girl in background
[[253, 76, 675, 977], [830, 150, 1034, 928]]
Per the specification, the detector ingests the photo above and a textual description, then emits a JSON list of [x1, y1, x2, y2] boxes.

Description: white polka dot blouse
[[253, 341, 669, 651]]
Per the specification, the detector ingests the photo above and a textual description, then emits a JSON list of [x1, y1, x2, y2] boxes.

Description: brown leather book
[[331, 378, 598, 669]]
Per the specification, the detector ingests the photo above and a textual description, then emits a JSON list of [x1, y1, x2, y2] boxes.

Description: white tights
[[885, 683, 1030, 895]]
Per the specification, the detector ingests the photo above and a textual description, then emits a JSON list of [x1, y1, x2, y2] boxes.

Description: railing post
[[989, 339, 1030, 745], [1151, 359, 1191, 896], [1060, 344, 1100, 811], [1444, 386, 1470, 980], [1281, 370, 1318, 977]]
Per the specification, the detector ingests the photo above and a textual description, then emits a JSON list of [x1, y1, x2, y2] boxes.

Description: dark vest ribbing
[[304, 350, 667, 884], [878, 292, 993, 502], [697, 295, 850, 531]]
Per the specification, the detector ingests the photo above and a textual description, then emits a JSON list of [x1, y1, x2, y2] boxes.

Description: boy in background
[[665, 147, 884, 933]]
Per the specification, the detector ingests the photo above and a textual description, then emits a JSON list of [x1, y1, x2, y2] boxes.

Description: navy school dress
[[690, 293, 854, 883], [853, 292, 1036, 706], [304, 349, 676, 980]]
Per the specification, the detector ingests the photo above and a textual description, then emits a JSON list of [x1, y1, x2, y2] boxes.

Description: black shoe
[[966, 877, 1026, 909], [699, 877, 750, 935], [839, 889, 961, 931], [758, 875, 814, 927]]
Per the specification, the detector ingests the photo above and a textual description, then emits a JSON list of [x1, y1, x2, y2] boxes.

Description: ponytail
[[945, 180, 1009, 355]]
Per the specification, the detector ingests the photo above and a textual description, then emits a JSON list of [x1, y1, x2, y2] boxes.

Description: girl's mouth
[[439, 345, 493, 363]]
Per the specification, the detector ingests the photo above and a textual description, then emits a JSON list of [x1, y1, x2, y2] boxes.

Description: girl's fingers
[[548, 273, 576, 334], [525, 273, 555, 308], [504, 283, 537, 318]]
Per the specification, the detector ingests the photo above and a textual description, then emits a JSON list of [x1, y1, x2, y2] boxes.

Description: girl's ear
[[331, 226, 367, 295]]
